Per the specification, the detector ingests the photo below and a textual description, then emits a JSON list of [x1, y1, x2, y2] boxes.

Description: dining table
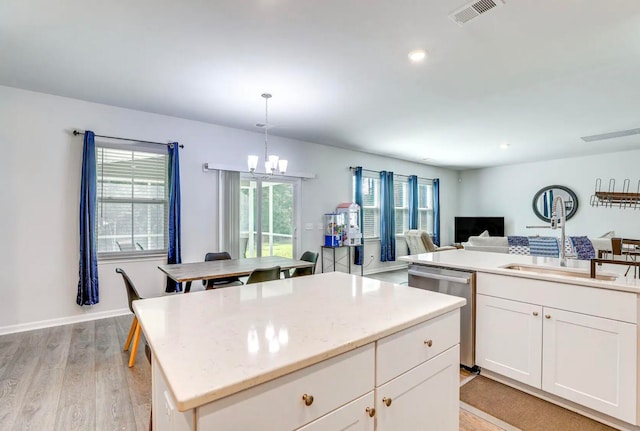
[[158, 255, 316, 292]]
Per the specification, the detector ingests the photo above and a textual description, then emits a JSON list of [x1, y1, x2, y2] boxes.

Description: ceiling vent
[[449, 0, 506, 26], [581, 128, 640, 142]]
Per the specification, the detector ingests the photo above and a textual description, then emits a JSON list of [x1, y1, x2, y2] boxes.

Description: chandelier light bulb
[[278, 159, 288, 175], [247, 155, 259, 172]]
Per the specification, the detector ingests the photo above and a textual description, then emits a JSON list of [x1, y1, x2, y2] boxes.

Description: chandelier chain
[[264, 94, 269, 163]]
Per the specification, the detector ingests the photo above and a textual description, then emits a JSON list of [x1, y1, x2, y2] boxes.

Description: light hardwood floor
[[0, 313, 506, 431], [0, 315, 150, 431]]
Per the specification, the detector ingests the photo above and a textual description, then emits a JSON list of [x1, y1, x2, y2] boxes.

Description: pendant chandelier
[[247, 93, 288, 175]]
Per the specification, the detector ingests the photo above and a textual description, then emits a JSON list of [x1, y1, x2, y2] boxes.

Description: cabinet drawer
[[197, 343, 375, 431], [376, 309, 459, 385], [295, 391, 375, 431], [477, 272, 636, 323]]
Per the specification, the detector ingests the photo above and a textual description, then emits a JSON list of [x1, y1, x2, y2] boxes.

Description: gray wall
[[0, 85, 459, 332], [459, 150, 640, 238]]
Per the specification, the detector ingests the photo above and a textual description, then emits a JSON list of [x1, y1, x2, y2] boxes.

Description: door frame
[[241, 174, 301, 259]]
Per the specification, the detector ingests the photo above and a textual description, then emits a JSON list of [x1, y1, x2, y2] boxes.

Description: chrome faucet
[[551, 196, 567, 267]]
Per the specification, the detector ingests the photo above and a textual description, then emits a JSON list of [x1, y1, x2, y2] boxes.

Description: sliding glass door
[[240, 176, 299, 258]]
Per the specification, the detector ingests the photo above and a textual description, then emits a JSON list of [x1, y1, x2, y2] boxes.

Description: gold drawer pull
[[424, 339, 433, 347], [545, 314, 551, 319], [302, 394, 314, 406], [532, 311, 539, 316], [382, 397, 392, 407], [366, 407, 376, 417]]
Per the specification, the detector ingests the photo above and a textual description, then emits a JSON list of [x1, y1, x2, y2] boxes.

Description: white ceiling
[[2, 0, 640, 169]]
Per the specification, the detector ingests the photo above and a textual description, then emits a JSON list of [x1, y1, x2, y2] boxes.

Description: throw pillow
[[569, 236, 596, 260], [479, 230, 490, 237]]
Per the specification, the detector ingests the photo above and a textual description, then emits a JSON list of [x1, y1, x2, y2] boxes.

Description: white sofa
[[462, 234, 613, 256]]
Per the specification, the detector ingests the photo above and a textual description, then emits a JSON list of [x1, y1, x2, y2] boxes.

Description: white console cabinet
[[476, 272, 637, 424]]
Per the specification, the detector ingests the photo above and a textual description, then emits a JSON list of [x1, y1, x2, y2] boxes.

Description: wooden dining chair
[[291, 251, 319, 277], [202, 252, 244, 289], [246, 266, 282, 284], [115, 268, 144, 368], [611, 237, 623, 256]]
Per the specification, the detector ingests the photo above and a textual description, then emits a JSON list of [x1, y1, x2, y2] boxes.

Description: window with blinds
[[96, 145, 168, 255], [354, 173, 434, 239], [418, 180, 434, 233], [357, 176, 380, 239], [394, 180, 409, 236]]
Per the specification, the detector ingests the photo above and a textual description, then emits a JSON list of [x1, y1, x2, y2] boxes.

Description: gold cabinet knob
[[366, 407, 376, 417], [545, 314, 551, 319], [532, 311, 539, 316], [382, 397, 392, 407], [424, 339, 433, 347], [302, 394, 314, 406]]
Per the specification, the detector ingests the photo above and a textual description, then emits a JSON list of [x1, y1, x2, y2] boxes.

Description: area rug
[[460, 376, 617, 431]]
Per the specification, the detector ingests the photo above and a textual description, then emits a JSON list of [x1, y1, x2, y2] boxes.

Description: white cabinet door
[[376, 345, 459, 431], [295, 392, 375, 431], [476, 294, 543, 388], [542, 307, 637, 424], [152, 360, 194, 431]]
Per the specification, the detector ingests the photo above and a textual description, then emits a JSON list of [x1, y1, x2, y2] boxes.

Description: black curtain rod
[[72, 130, 184, 148], [349, 166, 434, 181]]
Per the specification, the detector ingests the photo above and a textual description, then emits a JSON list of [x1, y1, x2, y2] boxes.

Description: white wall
[[0, 85, 459, 332], [459, 150, 640, 239]]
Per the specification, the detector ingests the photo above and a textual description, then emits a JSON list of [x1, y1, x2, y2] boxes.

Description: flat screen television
[[454, 217, 505, 244]]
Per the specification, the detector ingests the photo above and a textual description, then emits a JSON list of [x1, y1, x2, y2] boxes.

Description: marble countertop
[[400, 250, 640, 293], [133, 271, 465, 411]]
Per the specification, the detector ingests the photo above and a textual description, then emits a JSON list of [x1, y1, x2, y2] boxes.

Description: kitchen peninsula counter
[[400, 249, 640, 293], [402, 249, 640, 429], [134, 271, 465, 430]]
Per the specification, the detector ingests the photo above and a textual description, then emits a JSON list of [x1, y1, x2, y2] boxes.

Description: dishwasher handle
[[408, 269, 471, 285]]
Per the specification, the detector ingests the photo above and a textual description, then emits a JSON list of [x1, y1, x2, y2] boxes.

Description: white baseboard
[[0, 308, 131, 336]]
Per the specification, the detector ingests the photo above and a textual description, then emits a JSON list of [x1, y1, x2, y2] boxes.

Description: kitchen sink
[[502, 264, 618, 281]]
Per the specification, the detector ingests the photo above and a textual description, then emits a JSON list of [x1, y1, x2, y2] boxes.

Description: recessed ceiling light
[[408, 49, 427, 63], [499, 143, 510, 150]]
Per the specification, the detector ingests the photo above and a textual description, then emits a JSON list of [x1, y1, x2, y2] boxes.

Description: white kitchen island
[[133, 271, 465, 431], [401, 249, 640, 431]]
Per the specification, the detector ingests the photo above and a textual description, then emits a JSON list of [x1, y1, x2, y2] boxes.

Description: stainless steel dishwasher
[[408, 263, 476, 370]]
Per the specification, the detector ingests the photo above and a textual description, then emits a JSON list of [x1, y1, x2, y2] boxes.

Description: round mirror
[[532, 185, 579, 222]]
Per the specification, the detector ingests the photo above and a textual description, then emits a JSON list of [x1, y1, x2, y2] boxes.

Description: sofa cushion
[[569, 236, 596, 260], [507, 236, 530, 255]]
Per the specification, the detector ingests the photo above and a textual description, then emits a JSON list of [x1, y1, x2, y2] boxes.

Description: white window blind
[[394, 179, 409, 236], [353, 175, 380, 239], [418, 180, 434, 234], [96, 146, 168, 255]]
